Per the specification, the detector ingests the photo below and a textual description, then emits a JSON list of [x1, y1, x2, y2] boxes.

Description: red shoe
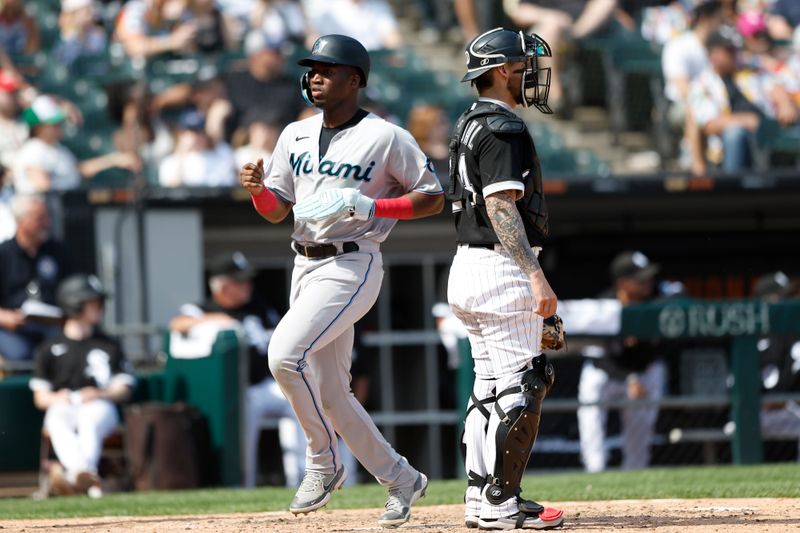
[[478, 506, 564, 530]]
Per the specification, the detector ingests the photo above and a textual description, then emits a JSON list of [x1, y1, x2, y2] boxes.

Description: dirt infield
[[2, 498, 798, 532]]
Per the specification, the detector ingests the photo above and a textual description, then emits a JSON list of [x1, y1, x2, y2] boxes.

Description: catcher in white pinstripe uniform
[[446, 28, 564, 530]]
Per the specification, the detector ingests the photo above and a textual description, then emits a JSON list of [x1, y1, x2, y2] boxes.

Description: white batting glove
[[293, 188, 374, 222], [340, 188, 375, 221]]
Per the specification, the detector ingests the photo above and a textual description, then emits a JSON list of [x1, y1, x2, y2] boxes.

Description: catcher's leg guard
[[486, 355, 555, 505]]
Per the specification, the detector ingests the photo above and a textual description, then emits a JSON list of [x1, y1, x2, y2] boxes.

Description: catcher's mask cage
[[463, 28, 553, 114]]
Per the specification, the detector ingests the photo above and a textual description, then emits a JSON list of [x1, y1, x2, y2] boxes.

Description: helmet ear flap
[[300, 72, 315, 107]]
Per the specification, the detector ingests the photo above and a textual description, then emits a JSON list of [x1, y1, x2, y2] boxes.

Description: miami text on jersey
[[289, 151, 376, 181]]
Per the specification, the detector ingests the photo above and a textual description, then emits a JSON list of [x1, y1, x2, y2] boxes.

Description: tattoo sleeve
[[486, 191, 542, 277]]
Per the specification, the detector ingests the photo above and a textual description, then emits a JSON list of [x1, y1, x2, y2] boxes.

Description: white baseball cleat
[[289, 467, 347, 515], [378, 472, 428, 528]]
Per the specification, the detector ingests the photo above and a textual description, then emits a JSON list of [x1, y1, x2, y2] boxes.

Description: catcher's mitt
[[541, 314, 566, 351]]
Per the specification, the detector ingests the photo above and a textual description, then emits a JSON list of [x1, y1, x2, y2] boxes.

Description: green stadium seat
[[28, 0, 61, 13], [71, 52, 114, 80], [574, 148, 612, 177], [63, 132, 114, 160], [601, 34, 663, 143], [541, 150, 578, 176], [81, 109, 116, 131], [39, 26, 61, 50], [216, 49, 246, 72], [90, 167, 134, 188], [753, 118, 800, 171]]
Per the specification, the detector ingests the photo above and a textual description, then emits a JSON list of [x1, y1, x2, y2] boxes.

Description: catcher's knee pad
[[486, 356, 555, 505]]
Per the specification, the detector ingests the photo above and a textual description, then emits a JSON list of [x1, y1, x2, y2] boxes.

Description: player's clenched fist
[[530, 271, 557, 318], [240, 158, 265, 195]]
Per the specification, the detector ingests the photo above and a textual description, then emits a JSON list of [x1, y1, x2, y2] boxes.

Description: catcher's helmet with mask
[[462, 27, 553, 114]]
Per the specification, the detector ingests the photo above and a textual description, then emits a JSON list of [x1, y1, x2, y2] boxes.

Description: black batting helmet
[[57, 274, 106, 317], [462, 27, 553, 114], [298, 34, 370, 106]]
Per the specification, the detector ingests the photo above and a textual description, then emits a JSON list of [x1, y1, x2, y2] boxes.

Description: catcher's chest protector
[[447, 102, 549, 241]]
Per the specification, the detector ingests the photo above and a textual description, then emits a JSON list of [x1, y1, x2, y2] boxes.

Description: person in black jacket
[[0, 195, 68, 362]]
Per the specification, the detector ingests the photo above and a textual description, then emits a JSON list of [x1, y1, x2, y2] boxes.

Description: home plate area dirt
[[3, 498, 798, 532]]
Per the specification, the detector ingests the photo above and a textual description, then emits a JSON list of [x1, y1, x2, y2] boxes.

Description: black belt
[[466, 243, 497, 249], [292, 241, 359, 259]]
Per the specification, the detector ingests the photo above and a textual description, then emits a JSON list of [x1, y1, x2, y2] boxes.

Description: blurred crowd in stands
[[0, 0, 798, 214]]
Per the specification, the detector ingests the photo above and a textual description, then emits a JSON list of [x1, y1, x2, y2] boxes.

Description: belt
[[292, 241, 359, 259], [465, 243, 499, 249]]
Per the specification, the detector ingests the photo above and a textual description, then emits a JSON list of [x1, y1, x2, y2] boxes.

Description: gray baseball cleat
[[289, 467, 347, 515], [378, 472, 428, 528]]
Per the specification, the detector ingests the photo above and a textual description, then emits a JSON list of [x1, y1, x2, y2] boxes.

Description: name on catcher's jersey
[[265, 112, 443, 244]]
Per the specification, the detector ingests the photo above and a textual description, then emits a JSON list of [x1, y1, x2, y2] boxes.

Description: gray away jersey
[[265, 112, 443, 244]]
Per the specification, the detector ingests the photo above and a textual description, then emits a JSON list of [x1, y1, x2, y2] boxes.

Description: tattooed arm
[[486, 190, 557, 317]]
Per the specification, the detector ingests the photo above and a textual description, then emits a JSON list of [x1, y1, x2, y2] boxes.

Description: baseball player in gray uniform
[[239, 34, 443, 528], [447, 28, 564, 530]]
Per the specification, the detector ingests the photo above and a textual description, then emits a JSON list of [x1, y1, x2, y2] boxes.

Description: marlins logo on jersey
[[265, 111, 443, 244], [289, 151, 377, 181]]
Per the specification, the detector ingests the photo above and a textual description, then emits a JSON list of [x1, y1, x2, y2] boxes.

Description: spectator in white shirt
[[55, 0, 107, 66], [304, 0, 401, 51], [159, 109, 237, 187], [114, 0, 197, 60], [0, 166, 15, 243], [0, 74, 28, 171], [661, 0, 725, 175], [13, 96, 140, 194], [662, 1, 724, 112]]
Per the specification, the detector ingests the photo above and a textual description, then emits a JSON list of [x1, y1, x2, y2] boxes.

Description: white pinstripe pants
[[448, 245, 544, 519], [448, 245, 543, 380]]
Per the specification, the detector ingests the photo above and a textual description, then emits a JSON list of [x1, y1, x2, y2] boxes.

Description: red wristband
[[251, 188, 277, 214], [373, 196, 414, 219]]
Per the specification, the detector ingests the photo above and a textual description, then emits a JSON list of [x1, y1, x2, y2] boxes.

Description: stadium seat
[[63, 132, 115, 161], [753, 118, 800, 171], [91, 168, 135, 188], [541, 150, 578, 176], [70, 52, 114, 81], [601, 34, 663, 144]]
